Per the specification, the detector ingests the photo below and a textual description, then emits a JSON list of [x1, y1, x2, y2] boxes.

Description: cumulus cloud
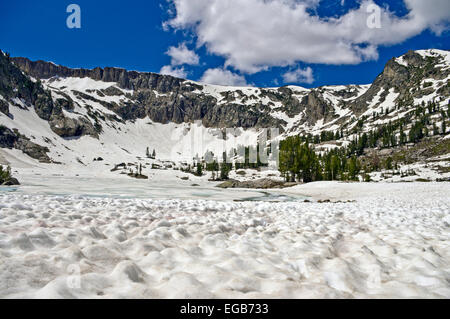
[[282, 67, 314, 84], [165, 0, 450, 73], [200, 68, 248, 86], [166, 42, 200, 66], [404, 0, 450, 35], [160, 65, 187, 78], [160, 42, 199, 79]]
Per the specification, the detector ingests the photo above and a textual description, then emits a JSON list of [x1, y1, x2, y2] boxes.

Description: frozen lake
[[0, 174, 306, 202]]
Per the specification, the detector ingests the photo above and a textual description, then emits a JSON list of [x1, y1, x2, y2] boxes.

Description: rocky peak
[[350, 49, 450, 115], [402, 50, 426, 67], [11, 57, 185, 93]]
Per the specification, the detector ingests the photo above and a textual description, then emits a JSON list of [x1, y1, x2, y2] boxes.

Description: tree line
[[279, 100, 449, 183]]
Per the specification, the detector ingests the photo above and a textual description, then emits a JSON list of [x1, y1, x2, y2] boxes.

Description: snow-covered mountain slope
[[0, 49, 449, 176]]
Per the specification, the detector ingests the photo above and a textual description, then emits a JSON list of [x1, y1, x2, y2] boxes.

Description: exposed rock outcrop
[[0, 98, 9, 116], [1, 52, 59, 121], [301, 90, 335, 125], [49, 115, 99, 138], [216, 178, 293, 189], [0, 126, 51, 163]]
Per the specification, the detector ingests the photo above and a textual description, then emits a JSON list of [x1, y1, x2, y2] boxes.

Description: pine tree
[[330, 155, 339, 181], [0, 165, 13, 184], [399, 126, 406, 145], [196, 162, 203, 176], [385, 157, 393, 170], [335, 131, 340, 140], [206, 160, 219, 172], [219, 163, 230, 180], [409, 121, 424, 143], [152, 149, 156, 159], [348, 156, 360, 181], [390, 133, 397, 147], [433, 123, 439, 136]]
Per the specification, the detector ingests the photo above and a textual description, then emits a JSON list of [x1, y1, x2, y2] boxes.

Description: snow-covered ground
[[0, 181, 449, 298]]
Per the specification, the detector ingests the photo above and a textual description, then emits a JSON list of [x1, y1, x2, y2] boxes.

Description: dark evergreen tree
[[0, 165, 13, 184], [219, 162, 230, 180], [348, 156, 360, 181], [196, 162, 203, 176], [433, 123, 439, 136]]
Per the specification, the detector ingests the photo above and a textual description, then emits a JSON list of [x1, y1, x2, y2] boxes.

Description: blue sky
[[0, 0, 449, 88]]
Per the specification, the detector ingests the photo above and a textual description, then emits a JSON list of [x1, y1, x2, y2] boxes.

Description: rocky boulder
[[2, 177, 20, 186], [216, 178, 291, 189]]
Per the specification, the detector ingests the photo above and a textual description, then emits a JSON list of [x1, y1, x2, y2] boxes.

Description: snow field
[[0, 182, 449, 299]]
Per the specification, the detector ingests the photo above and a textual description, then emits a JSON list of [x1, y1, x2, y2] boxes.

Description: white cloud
[[165, 0, 450, 73], [160, 65, 187, 78], [282, 67, 314, 84], [166, 42, 200, 66], [404, 0, 450, 35], [200, 68, 248, 86]]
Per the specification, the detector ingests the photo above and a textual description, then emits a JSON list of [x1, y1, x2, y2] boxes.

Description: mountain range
[[0, 48, 449, 176]]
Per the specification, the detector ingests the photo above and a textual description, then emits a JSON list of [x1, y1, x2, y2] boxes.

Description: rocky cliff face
[[11, 56, 289, 130], [12, 57, 186, 92], [0, 52, 98, 139], [1, 53, 55, 119]]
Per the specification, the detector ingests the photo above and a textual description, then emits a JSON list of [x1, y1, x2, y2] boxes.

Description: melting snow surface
[[0, 182, 449, 298]]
